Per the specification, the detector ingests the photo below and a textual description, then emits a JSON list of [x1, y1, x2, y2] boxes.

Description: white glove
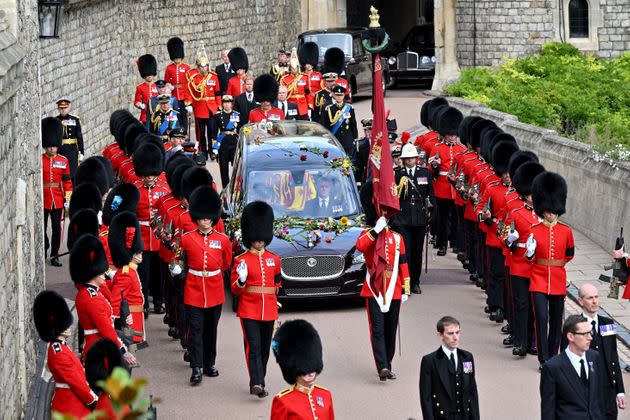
[[507, 229, 520, 245], [236, 261, 248, 285], [170, 264, 182, 276], [138, 103, 146, 110], [401, 294, 409, 303], [108, 269, 117, 279], [526, 235, 537, 258], [125, 314, 133, 326], [374, 216, 388, 234], [185, 105, 193, 114], [64, 201, 70, 210], [78, 152, 84, 162]]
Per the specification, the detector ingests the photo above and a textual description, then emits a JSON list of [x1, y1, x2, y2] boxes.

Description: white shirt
[[582, 313, 598, 333], [319, 198, 329, 208], [280, 101, 288, 116], [246, 92, 253, 102], [406, 167, 415, 178], [441, 345, 457, 369], [565, 347, 588, 379]]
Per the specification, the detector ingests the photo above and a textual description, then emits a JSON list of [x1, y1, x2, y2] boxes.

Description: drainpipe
[[15, 178, 28, 405]]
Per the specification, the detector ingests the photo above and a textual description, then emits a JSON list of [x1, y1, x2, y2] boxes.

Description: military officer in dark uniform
[[392, 143, 435, 294], [147, 94, 181, 139], [56, 98, 84, 178], [270, 48, 289, 82], [311, 73, 334, 123], [210, 95, 241, 188], [320, 84, 357, 158], [354, 118, 372, 185]]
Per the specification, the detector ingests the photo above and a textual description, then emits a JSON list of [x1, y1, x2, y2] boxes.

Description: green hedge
[[444, 42, 630, 161]]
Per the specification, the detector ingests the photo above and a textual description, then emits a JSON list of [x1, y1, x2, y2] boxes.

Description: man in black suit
[[541, 315, 605, 420], [215, 50, 234, 98], [420, 316, 480, 420], [273, 85, 299, 120], [303, 176, 344, 218], [234, 76, 255, 124]]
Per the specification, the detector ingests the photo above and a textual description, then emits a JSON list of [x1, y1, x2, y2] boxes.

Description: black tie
[[580, 359, 588, 386], [591, 320, 597, 337], [281, 102, 285, 115], [450, 353, 456, 372]]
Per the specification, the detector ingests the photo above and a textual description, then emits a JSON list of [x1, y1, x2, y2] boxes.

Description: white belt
[[84, 329, 99, 335], [138, 221, 150, 226], [188, 268, 221, 277], [438, 171, 449, 176], [56, 383, 70, 389], [515, 243, 527, 248]]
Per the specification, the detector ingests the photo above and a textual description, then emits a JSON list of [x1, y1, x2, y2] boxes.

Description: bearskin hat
[[532, 171, 568, 217], [469, 119, 496, 151], [137, 54, 157, 78], [102, 183, 140, 227], [109, 211, 144, 268], [512, 162, 545, 198], [41, 117, 63, 148], [85, 338, 125, 394], [479, 126, 503, 162], [167, 37, 185, 60], [33, 290, 73, 343], [420, 100, 432, 128], [492, 132, 517, 146], [360, 180, 378, 227], [114, 115, 137, 148], [67, 208, 99, 250], [253, 74, 279, 104], [426, 97, 449, 130], [228, 47, 249, 72], [299, 42, 319, 67], [508, 150, 539, 181], [123, 122, 147, 155], [435, 106, 463, 137], [169, 160, 195, 199], [272, 319, 323, 385], [181, 166, 213, 200], [458, 116, 483, 147], [135, 132, 165, 159], [322, 47, 345, 75], [430, 105, 448, 135], [165, 154, 194, 180], [109, 109, 133, 136], [75, 157, 110, 196], [93, 156, 115, 190], [491, 140, 520, 176], [241, 201, 274, 249], [188, 185, 222, 223], [69, 234, 109, 285], [69, 182, 103, 218], [133, 142, 164, 177]]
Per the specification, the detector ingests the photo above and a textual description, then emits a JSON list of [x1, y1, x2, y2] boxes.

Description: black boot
[[502, 335, 513, 346], [494, 308, 505, 323], [512, 346, 527, 357], [378, 368, 390, 382], [501, 324, 511, 334], [412, 284, 422, 294], [190, 368, 202, 385], [50, 256, 62, 267], [204, 366, 219, 377], [437, 247, 447, 256]]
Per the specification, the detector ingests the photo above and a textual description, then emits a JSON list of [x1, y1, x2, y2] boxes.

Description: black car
[[222, 121, 367, 308], [296, 27, 389, 97], [384, 24, 435, 86]]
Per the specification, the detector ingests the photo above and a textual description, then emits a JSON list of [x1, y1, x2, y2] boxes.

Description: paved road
[[46, 88, 630, 419]]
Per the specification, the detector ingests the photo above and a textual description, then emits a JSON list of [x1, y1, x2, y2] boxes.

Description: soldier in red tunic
[[42, 117, 73, 267], [33, 290, 98, 417], [179, 185, 232, 385], [526, 171, 575, 369], [249, 74, 285, 123], [164, 37, 192, 129], [280, 48, 309, 119], [101, 183, 140, 274], [414, 97, 448, 153], [356, 181, 411, 381], [299, 42, 322, 117], [226, 47, 249, 98], [134, 54, 158, 123], [270, 319, 334, 419], [231, 201, 281, 398]]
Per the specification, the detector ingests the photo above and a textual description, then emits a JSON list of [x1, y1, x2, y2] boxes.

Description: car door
[[351, 35, 372, 94]]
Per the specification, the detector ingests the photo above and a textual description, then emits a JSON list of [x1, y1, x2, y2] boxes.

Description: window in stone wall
[[569, 0, 589, 38]]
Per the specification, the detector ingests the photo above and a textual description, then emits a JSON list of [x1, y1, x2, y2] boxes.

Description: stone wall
[[39, 0, 301, 156], [0, 0, 45, 417], [598, 0, 630, 58]]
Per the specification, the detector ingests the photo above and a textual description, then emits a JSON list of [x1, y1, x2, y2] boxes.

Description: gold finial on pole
[[368, 6, 381, 28]]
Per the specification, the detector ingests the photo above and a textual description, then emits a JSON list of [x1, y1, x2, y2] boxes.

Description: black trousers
[[465, 219, 478, 274], [172, 272, 187, 344], [137, 250, 163, 311], [59, 144, 79, 179], [218, 138, 238, 188], [478, 232, 487, 280], [486, 246, 505, 310], [531, 292, 564, 363], [240, 318, 274, 387], [44, 208, 63, 257], [452, 204, 464, 251], [162, 262, 176, 328], [186, 304, 222, 369], [194, 117, 211, 156], [511, 275, 532, 347], [435, 198, 453, 249], [366, 298, 401, 372], [504, 267, 513, 326], [396, 225, 426, 287]]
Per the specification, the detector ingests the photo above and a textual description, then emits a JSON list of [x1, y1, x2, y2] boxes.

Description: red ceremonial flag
[[367, 53, 400, 302]]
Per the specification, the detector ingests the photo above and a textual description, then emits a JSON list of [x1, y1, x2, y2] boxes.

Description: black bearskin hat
[[93, 156, 115, 190], [69, 182, 103, 218], [241, 201, 274, 248], [181, 166, 213, 200], [360, 180, 378, 227], [70, 234, 109, 285], [133, 142, 164, 177], [532, 171, 567, 217], [469, 119, 496, 151], [479, 126, 503, 162], [228, 47, 249, 72], [492, 132, 517, 145], [109, 211, 144, 268], [85, 339, 125, 394], [170, 162, 195, 199], [109, 109, 133, 136], [167, 37, 185, 60], [137, 54, 157, 78], [123, 122, 147, 155], [165, 154, 194, 180], [435, 106, 463, 137], [67, 208, 99, 250], [508, 150, 539, 181], [420, 100, 432, 128], [512, 162, 545, 198], [322, 47, 345, 75], [42, 117, 63, 148], [33, 290, 73, 343], [272, 319, 323, 385], [253, 74, 279, 104], [135, 132, 166, 160], [299, 42, 319, 67], [426, 97, 448, 130], [75, 157, 110, 197], [491, 140, 520, 176], [188, 185, 222, 223], [458, 116, 483, 147], [430, 105, 448, 135], [114, 115, 138, 148], [102, 183, 140, 226]]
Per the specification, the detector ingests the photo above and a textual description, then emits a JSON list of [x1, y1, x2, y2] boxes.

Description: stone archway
[[432, 0, 460, 90]]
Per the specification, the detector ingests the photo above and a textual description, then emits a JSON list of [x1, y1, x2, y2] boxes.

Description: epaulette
[[99, 229, 109, 237], [236, 250, 248, 259], [313, 384, 329, 391], [87, 287, 98, 297], [488, 180, 500, 187], [182, 230, 194, 237], [276, 387, 293, 398], [69, 114, 81, 120], [558, 220, 571, 227], [531, 221, 543, 228], [52, 342, 62, 353]]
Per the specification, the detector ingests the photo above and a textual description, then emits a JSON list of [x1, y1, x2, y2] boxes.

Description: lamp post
[[38, 0, 65, 39]]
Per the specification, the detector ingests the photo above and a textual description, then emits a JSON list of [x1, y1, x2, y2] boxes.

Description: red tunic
[[271, 384, 335, 420], [102, 142, 122, 161], [248, 107, 285, 123], [47, 341, 97, 417], [356, 229, 410, 300], [281, 73, 309, 115], [186, 68, 220, 118], [133, 179, 171, 251], [303, 70, 323, 109], [429, 142, 466, 200], [134, 82, 158, 123], [622, 256, 630, 299], [110, 151, 128, 176], [226, 75, 246, 97], [181, 229, 232, 308], [502, 204, 540, 277], [98, 225, 114, 269], [164, 62, 191, 101], [476, 181, 509, 249], [231, 249, 281, 321], [528, 221, 575, 295], [156, 195, 181, 262], [414, 130, 439, 149], [110, 264, 145, 343], [42, 154, 72, 209]]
